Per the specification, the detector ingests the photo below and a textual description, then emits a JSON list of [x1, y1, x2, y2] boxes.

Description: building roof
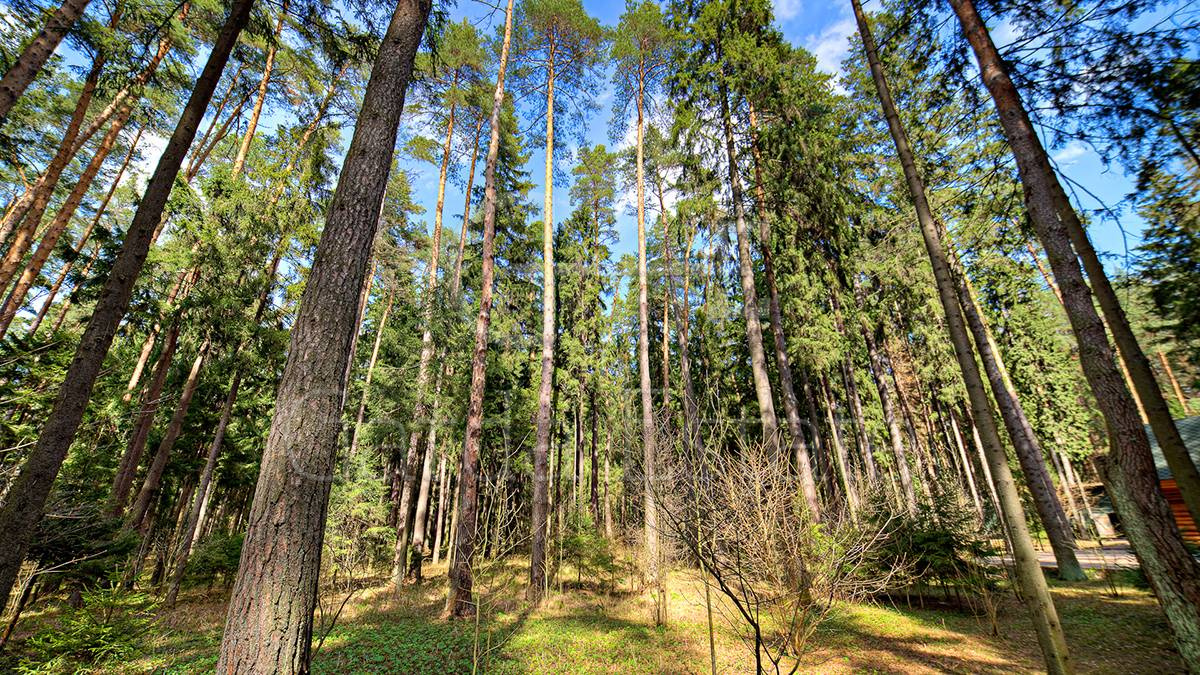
[[1148, 415, 1200, 481]]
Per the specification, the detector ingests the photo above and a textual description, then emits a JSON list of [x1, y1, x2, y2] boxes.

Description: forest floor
[[3, 554, 1182, 674]]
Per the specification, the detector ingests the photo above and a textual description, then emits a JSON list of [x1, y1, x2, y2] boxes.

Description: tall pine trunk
[[28, 127, 141, 335], [717, 83, 778, 448], [216, 2, 430, 670], [0, 0, 255, 612], [746, 106, 820, 516], [0, 103, 133, 336], [946, 0, 1200, 664], [0, 0, 93, 123], [126, 338, 211, 531], [444, 0, 514, 619], [530, 39, 558, 603], [851, 1, 1072, 670], [634, 56, 665, 626], [947, 247, 1084, 579], [394, 95, 458, 587], [230, 0, 288, 178]]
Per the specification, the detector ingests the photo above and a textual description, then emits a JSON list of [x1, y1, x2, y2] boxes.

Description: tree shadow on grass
[[803, 606, 1029, 674]]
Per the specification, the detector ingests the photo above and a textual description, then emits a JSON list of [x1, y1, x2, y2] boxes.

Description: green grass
[[2, 558, 1183, 674]]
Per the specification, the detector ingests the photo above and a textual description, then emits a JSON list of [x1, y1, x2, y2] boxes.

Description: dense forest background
[[0, 0, 1197, 671]]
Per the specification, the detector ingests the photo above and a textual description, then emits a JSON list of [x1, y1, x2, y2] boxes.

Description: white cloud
[[805, 16, 856, 77], [1052, 142, 1087, 167], [773, 0, 803, 22]]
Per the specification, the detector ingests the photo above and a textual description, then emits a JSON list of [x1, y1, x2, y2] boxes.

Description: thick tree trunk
[[947, 0, 1200, 665], [0, 0, 93, 123], [0, 0, 254, 613], [851, 2, 1073, 671], [216, 2, 429, 671], [746, 107, 820, 516], [28, 127, 142, 335], [444, 0, 513, 620], [530, 45, 557, 603], [1046, 178, 1200, 526], [718, 83, 778, 448]]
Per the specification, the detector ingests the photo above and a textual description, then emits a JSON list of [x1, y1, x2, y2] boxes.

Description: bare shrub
[[656, 433, 903, 674]]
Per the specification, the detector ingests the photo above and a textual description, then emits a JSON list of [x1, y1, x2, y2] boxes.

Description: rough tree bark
[[947, 0, 1200, 664], [216, 1, 430, 671]]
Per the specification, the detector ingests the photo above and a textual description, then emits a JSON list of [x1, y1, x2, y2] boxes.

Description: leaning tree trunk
[[746, 106, 820, 517], [717, 82, 779, 450], [0, 0, 255, 613], [0, 102, 134, 337], [230, 0, 288, 178], [215, 1, 430, 671], [530, 41, 558, 604], [946, 245, 1085, 580], [27, 127, 142, 335], [164, 243, 284, 607], [946, 0, 1200, 665], [444, 0, 514, 620], [851, 1, 1073, 671], [0, 57, 103, 280], [0, 8, 176, 252], [126, 338, 211, 532], [1048, 170, 1200, 527], [0, 0, 93, 123]]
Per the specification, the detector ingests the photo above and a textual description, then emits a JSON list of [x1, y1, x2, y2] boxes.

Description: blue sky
[[394, 0, 1146, 279]]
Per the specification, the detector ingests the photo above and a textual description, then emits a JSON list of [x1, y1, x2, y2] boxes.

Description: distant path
[[991, 540, 1139, 570]]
